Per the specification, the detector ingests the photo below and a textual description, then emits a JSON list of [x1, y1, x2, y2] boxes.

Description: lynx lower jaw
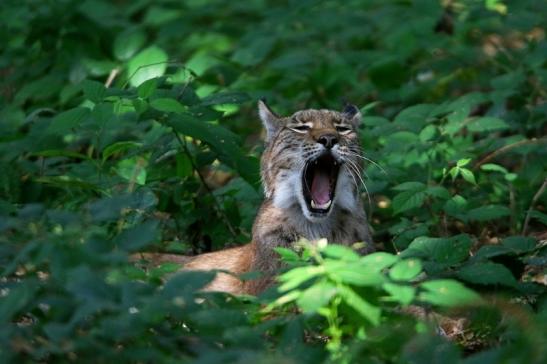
[[311, 199, 332, 210]]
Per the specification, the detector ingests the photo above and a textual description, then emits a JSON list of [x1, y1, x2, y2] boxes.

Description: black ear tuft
[[342, 104, 359, 118], [341, 103, 362, 127]]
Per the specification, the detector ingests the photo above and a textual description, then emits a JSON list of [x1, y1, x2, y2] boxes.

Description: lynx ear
[[342, 104, 362, 127], [258, 99, 281, 141]]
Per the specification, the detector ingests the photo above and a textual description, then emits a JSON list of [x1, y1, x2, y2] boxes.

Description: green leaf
[[457, 262, 517, 287], [116, 220, 159, 251], [368, 58, 409, 91], [326, 262, 385, 286], [48, 107, 91, 134], [116, 157, 147, 185], [278, 266, 325, 292], [392, 190, 427, 214], [322, 245, 360, 261], [168, 115, 260, 186], [102, 141, 142, 162], [296, 281, 337, 313], [382, 282, 416, 306], [529, 210, 547, 225], [389, 259, 422, 281], [175, 153, 193, 178], [127, 46, 168, 87], [460, 168, 476, 185], [456, 158, 471, 167], [0, 281, 38, 323], [137, 78, 158, 98], [82, 80, 106, 103], [393, 104, 435, 132], [480, 163, 509, 174], [338, 285, 381, 325], [200, 91, 250, 106], [402, 235, 471, 265], [150, 98, 187, 114], [501, 236, 537, 253], [274, 247, 301, 263], [359, 253, 399, 271], [114, 28, 146, 61], [31, 150, 89, 160], [467, 117, 509, 132], [467, 205, 511, 221], [419, 280, 482, 307], [392, 181, 426, 191]]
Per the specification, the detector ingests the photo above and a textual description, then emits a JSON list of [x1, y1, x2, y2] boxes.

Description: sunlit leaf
[[127, 46, 168, 87], [419, 280, 482, 306]]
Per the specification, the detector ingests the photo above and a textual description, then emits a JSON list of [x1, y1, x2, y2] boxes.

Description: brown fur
[[139, 102, 374, 295]]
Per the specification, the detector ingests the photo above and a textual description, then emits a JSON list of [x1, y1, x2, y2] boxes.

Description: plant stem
[[522, 178, 547, 236]]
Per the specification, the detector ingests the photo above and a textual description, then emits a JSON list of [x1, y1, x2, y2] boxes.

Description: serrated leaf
[[296, 281, 337, 313], [137, 78, 158, 98], [274, 247, 301, 262], [467, 205, 511, 221], [278, 266, 325, 292], [389, 259, 422, 281], [457, 262, 517, 287], [325, 262, 385, 286], [338, 285, 381, 325], [501, 236, 537, 253], [48, 107, 91, 134], [456, 158, 471, 167], [392, 181, 426, 191], [382, 283, 416, 306], [392, 190, 427, 214], [460, 168, 476, 185], [127, 46, 168, 87], [322, 245, 359, 261], [359, 252, 399, 270], [467, 117, 509, 132], [402, 235, 471, 265], [150, 98, 187, 114], [419, 279, 481, 307], [82, 80, 106, 103]]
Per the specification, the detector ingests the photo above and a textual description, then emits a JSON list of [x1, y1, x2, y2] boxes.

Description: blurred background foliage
[[0, 0, 546, 362]]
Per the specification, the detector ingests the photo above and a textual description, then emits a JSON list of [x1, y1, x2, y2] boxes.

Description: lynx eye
[[335, 125, 352, 135], [290, 124, 311, 133]]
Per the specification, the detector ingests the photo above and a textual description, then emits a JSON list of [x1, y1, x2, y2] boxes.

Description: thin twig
[[105, 68, 120, 88], [522, 178, 547, 236], [172, 131, 239, 238], [473, 138, 546, 170]]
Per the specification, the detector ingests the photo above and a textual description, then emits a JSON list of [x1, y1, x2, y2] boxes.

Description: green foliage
[[1, 0, 546, 363]]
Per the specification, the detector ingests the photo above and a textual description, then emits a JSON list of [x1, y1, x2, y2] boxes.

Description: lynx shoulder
[[140, 101, 374, 295]]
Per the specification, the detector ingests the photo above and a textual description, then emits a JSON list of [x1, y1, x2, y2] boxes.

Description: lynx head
[[258, 100, 364, 222]]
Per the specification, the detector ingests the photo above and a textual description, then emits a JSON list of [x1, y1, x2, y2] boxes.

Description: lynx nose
[[317, 133, 338, 149]]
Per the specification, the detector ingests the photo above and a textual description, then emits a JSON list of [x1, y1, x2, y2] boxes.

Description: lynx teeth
[[311, 199, 332, 210]]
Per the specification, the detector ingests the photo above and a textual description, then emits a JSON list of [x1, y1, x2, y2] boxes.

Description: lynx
[[140, 101, 373, 295]]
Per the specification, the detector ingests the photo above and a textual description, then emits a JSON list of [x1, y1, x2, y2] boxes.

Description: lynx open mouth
[[302, 153, 340, 214]]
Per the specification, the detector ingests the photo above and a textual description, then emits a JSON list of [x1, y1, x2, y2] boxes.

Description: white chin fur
[[272, 171, 301, 209]]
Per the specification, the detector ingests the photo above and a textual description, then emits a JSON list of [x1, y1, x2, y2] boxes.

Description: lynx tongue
[[311, 170, 331, 207]]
